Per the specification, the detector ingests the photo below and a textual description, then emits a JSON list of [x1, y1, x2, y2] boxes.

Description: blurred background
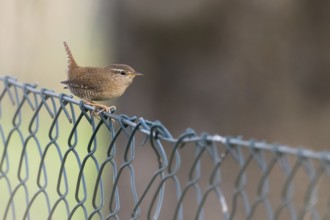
[[1, 0, 330, 219], [1, 0, 330, 149]]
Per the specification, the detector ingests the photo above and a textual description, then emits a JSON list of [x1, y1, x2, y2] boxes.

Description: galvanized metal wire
[[0, 76, 330, 220]]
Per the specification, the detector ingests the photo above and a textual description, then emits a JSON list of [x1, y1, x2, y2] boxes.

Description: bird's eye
[[120, 70, 126, 75]]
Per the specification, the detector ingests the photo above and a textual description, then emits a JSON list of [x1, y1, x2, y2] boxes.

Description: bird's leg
[[83, 99, 116, 115]]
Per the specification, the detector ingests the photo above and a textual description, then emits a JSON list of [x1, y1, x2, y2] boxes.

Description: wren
[[61, 41, 142, 113]]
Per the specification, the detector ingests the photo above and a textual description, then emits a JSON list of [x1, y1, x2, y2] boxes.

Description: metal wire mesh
[[0, 76, 330, 220]]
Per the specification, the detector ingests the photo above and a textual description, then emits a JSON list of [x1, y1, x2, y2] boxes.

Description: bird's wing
[[60, 80, 99, 91]]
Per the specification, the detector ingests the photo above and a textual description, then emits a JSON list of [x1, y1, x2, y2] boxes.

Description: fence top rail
[[1, 75, 330, 162]]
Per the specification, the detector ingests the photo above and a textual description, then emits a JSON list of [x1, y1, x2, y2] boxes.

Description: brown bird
[[61, 42, 142, 114]]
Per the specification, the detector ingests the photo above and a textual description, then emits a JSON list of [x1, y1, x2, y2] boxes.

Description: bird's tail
[[63, 41, 78, 71]]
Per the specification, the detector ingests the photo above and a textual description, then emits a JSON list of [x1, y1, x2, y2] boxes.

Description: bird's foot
[[83, 99, 116, 116], [94, 104, 116, 115]]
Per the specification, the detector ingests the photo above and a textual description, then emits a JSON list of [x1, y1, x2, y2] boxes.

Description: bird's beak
[[134, 72, 143, 76]]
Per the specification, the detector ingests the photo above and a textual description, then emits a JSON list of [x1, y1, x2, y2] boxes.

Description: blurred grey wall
[[106, 0, 330, 149]]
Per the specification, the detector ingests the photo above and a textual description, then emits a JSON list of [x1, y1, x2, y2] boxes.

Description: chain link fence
[[0, 76, 330, 220]]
